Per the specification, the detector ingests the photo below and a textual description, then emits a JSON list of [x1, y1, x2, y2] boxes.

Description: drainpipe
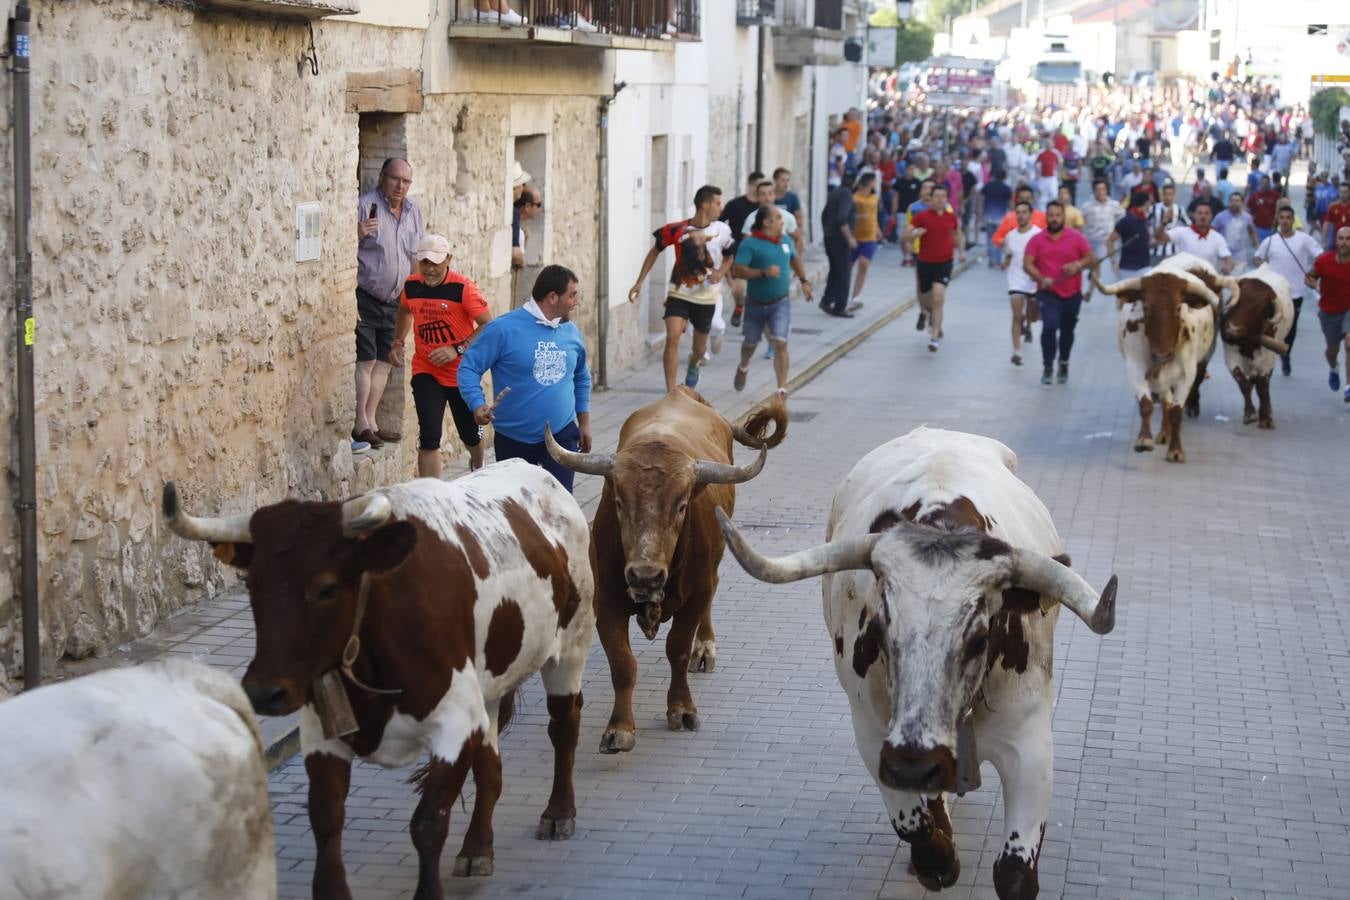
[[10, 1, 39, 689], [595, 80, 627, 391], [755, 23, 766, 172]]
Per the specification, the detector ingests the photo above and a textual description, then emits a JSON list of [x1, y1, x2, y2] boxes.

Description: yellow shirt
[[1063, 203, 1085, 230], [854, 192, 880, 242]]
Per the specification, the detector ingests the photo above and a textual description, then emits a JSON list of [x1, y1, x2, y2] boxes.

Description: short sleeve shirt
[[1025, 229, 1092, 298], [735, 234, 796, 302], [655, 219, 735, 305], [1003, 225, 1042, 294], [1314, 252, 1350, 314], [400, 271, 490, 387], [911, 207, 959, 263], [1167, 226, 1233, 270], [1114, 213, 1152, 270], [775, 191, 802, 216]]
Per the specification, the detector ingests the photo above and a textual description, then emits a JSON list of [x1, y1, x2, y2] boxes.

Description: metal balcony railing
[[453, 1, 701, 39]]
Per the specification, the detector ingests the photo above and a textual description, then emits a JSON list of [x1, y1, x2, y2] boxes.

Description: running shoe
[[847, 301, 864, 313], [916, 312, 927, 331], [927, 338, 940, 352], [1330, 369, 1341, 391], [733, 366, 748, 392], [1021, 320, 1032, 342], [685, 360, 701, 388], [730, 306, 744, 327], [710, 334, 723, 355], [1057, 363, 1069, 384], [1041, 368, 1053, 385], [1011, 353, 1023, 366]]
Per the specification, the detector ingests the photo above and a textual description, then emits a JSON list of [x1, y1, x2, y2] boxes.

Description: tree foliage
[[1310, 88, 1350, 138], [867, 6, 936, 67]]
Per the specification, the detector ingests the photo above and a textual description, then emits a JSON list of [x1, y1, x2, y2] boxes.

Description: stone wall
[[0, 1, 602, 678]]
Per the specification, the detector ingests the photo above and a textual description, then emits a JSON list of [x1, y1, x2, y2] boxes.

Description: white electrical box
[[295, 202, 321, 263]]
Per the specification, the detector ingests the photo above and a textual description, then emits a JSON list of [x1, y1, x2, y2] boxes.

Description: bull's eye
[[675, 501, 688, 517], [965, 633, 989, 662], [313, 582, 339, 604]]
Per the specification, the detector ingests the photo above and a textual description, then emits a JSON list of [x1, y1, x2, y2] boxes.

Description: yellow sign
[[24, 317, 34, 346]]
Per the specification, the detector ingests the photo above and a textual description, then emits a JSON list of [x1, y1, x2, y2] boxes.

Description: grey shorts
[[742, 296, 791, 346], [1319, 309, 1350, 346]]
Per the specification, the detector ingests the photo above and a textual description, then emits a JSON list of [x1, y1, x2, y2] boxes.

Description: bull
[[546, 387, 785, 752], [1093, 252, 1230, 462], [716, 427, 1117, 899], [163, 460, 595, 900], [1220, 265, 1295, 428]]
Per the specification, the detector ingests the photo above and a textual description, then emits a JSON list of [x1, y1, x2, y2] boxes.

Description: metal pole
[[11, 1, 40, 689], [755, 22, 765, 173], [596, 99, 609, 391]]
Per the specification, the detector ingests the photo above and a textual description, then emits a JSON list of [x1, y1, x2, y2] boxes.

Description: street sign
[[867, 27, 896, 68]]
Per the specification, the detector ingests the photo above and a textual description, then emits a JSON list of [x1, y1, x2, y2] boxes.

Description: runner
[[902, 182, 965, 352], [1254, 205, 1321, 375], [1307, 226, 1350, 400], [1024, 200, 1093, 385], [1156, 198, 1235, 274], [1001, 199, 1043, 367], [729, 205, 814, 397]]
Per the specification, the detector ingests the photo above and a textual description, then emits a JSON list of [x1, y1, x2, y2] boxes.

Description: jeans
[[822, 232, 852, 313], [984, 223, 1003, 267], [1037, 291, 1083, 369], [494, 420, 580, 493]]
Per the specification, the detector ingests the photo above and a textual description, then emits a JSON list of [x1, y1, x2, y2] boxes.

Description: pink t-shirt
[[1025, 228, 1092, 298]]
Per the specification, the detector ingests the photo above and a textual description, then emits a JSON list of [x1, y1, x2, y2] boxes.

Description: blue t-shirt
[[735, 234, 796, 302], [457, 307, 591, 444], [1114, 213, 1152, 271], [775, 190, 802, 216], [981, 181, 1013, 221]]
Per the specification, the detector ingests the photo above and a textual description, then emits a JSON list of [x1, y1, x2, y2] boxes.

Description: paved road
[[267, 247, 1350, 899]]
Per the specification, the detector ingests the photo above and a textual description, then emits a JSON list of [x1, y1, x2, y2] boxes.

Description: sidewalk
[[56, 241, 957, 764]]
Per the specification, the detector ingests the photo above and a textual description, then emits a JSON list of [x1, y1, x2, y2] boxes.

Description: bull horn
[[1091, 272, 1142, 296], [1259, 335, 1290, 354], [342, 493, 392, 535], [716, 507, 878, 583], [1183, 280, 1220, 308], [692, 444, 767, 485], [1216, 275, 1242, 297], [161, 482, 253, 544], [1009, 548, 1117, 635], [544, 424, 615, 476]]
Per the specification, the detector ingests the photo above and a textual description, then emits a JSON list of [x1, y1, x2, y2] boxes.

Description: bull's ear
[[354, 520, 418, 573], [212, 542, 253, 570]]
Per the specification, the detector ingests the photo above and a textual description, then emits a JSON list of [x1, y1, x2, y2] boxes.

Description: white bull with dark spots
[[717, 427, 1118, 899]]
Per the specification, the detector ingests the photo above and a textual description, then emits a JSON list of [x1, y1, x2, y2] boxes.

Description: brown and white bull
[[1094, 252, 1228, 462], [1220, 265, 1295, 428], [546, 387, 785, 753], [163, 460, 595, 900], [717, 427, 1117, 899]]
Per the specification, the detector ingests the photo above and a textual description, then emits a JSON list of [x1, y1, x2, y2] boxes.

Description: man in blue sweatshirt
[[457, 265, 592, 492]]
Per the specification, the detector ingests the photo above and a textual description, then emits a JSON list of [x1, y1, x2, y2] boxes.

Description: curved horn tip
[[1090, 575, 1118, 635], [162, 482, 178, 520]]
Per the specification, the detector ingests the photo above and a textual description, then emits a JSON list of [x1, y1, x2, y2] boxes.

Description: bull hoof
[[1243, 410, 1257, 425], [599, 728, 636, 754], [666, 709, 701, 732], [1166, 447, 1186, 463], [908, 831, 961, 890], [1133, 438, 1154, 452], [992, 853, 1039, 900], [452, 854, 494, 877], [690, 639, 717, 673], [536, 815, 576, 841], [1259, 418, 1274, 430], [1184, 402, 1199, 418]]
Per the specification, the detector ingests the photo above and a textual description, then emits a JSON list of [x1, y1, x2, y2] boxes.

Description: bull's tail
[[732, 394, 788, 449], [497, 688, 517, 737]]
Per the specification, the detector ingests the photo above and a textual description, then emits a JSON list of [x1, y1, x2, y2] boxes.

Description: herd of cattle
[[1095, 251, 1295, 463], [0, 386, 1125, 900]]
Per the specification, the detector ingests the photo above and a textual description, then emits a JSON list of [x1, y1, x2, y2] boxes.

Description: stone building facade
[[0, 0, 629, 678]]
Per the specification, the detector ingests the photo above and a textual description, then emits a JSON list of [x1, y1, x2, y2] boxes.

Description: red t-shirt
[[1314, 252, 1350, 315], [399, 271, 489, 387], [1248, 190, 1282, 229], [1025, 228, 1093, 298], [911, 207, 959, 263], [1325, 202, 1350, 239], [1052, 133, 1069, 155], [1036, 149, 1061, 177]]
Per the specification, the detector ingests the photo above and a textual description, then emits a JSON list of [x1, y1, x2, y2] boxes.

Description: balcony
[[448, 1, 702, 50], [198, 0, 358, 18], [736, 0, 776, 25], [772, 0, 845, 67]]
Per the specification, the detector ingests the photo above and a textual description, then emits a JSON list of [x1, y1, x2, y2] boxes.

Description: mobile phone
[[368, 203, 377, 220]]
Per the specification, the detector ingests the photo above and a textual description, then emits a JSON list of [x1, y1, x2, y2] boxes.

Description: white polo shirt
[[1166, 226, 1232, 271]]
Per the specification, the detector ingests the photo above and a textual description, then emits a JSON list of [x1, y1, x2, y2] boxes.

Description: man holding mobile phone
[[355, 157, 425, 450]]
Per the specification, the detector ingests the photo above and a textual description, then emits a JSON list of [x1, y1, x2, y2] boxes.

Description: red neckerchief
[[749, 230, 776, 242], [1129, 207, 1148, 220], [1191, 224, 1211, 238]]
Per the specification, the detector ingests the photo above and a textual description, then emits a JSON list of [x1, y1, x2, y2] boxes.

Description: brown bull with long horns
[[546, 387, 787, 753]]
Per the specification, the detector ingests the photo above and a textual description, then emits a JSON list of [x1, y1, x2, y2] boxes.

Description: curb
[[262, 256, 976, 773]]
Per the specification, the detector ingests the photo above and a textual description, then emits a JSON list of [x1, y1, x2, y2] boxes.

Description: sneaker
[[847, 300, 864, 313], [1057, 363, 1069, 384], [572, 13, 598, 32], [685, 360, 701, 388], [927, 338, 940, 352], [1331, 369, 1341, 391], [1021, 320, 1032, 342], [730, 306, 744, 327], [733, 366, 748, 392], [1041, 368, 1053, 385], [1281, 356, 1291, 376], [1011, 353, 1023, 366], [916, 312, 927, 331], [710, 334, 723, 355], [763, 343, 774, 360], [351, 439, 372, 453]]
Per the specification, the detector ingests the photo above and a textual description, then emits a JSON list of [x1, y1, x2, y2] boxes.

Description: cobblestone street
[[260, 248, 1350, 899]]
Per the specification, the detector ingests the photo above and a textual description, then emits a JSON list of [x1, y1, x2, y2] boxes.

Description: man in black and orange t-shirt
[[391, 234, 493, 476], [902, 182, 965, 352]]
